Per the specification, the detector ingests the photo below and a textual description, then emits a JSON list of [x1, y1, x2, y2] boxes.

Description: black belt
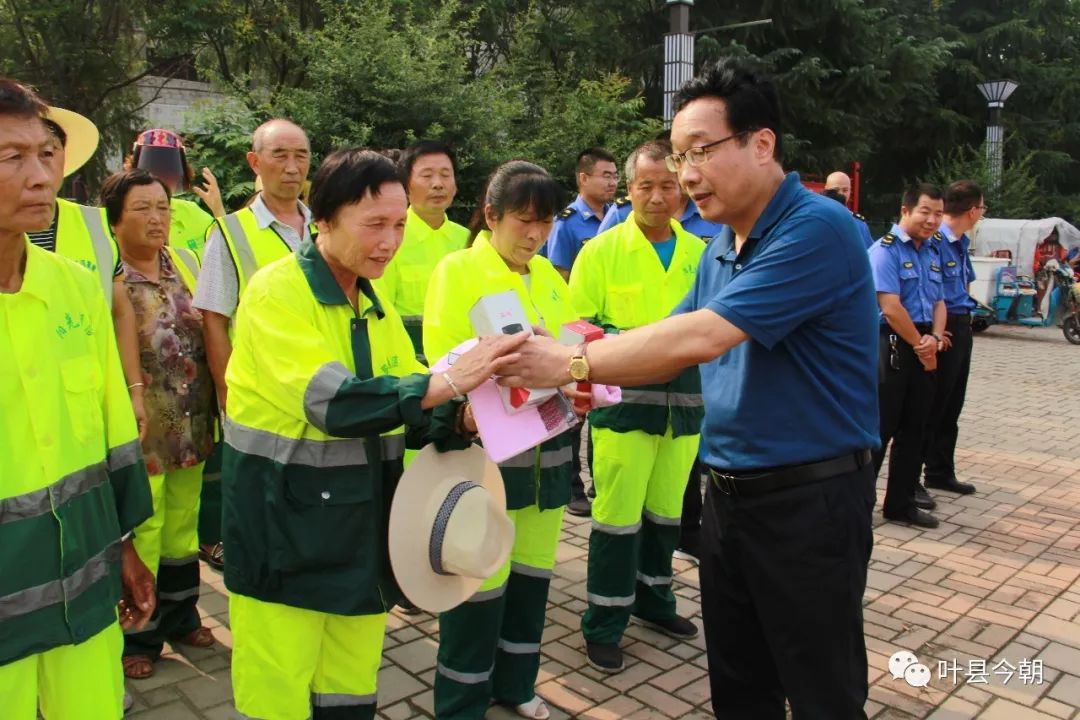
[[709, 450, 872, 498], [947, 312, 971, 319]]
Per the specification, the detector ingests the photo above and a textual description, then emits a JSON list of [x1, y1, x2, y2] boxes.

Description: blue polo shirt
[[673, 172, 879, 470], [938, 221, 977, 313], [542, 195, 610, 270], [868, 224, 944, 325], [597, 198, 725, 240]]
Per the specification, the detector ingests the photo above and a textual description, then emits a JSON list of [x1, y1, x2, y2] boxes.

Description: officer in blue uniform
[[542, 147, 617, 517], [924, 180, 984, 496], [597, 194, 724, 241], [868, 183, 947, 529], [824, 171, 875, 248], [542, 147, 617, 280]]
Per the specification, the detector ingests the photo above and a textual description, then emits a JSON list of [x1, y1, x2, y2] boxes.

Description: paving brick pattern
[[125, 325, 1080, 719]]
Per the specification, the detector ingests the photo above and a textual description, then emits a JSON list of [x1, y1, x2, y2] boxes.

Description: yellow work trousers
[[132, 462, 204, 577], [231, 593, 387, 720], [0, 621, 123, 719]]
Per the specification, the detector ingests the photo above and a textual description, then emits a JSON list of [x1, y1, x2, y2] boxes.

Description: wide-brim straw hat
[[44, 107, 99, 177], [389, 445, 514, 613]]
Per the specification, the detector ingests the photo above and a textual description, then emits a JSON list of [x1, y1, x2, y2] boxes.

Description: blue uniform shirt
[[542, 194, 610, 270], [673, 172, 880, 470], [853, 213, 875, 249], [938, 221, 977, 313], [868, 224, 945, 325], [597, 198, 725, 240]]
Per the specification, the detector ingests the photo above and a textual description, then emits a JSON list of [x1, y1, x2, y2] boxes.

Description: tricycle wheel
[[971, 318, 990, 333], [1063, 315, 1080, 345]]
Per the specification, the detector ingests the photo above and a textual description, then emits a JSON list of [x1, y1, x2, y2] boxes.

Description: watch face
[[570, 358, 588, 381]]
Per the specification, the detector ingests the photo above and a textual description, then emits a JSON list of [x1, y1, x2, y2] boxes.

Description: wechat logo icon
[[889, 650, 931, 689]]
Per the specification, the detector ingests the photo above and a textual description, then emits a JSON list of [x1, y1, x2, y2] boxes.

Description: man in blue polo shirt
[[924, 180, 983, 496], [868, 183, 947, 530], [498, 58, 879, 719]]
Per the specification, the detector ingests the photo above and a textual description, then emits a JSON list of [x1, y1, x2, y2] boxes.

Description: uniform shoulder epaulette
[[853, 211, 866, 221], [931, 231, 944, 242], [880, 233, 896, 246], [558, 207, 574, 219], [614, 196, 631, 207]]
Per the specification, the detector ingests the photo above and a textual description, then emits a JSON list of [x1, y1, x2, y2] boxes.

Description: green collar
[[297, 239, 384, 318]]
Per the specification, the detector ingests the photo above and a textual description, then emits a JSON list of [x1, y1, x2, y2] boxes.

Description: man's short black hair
[[99, 169, 172, 227], [944, 180, 984, 215], [672, 58, 783, 160], [309, 148, 403, 222], [576, 147, 617, 176], [398, 140, 456, 183], [0, 77, 46, 121], [901, 182, 944, 210]]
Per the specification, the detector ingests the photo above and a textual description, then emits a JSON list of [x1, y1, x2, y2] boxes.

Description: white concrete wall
[[135, 76, 227, 132]]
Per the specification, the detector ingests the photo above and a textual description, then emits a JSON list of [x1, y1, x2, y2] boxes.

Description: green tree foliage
[[924, 142, 1041, 219]]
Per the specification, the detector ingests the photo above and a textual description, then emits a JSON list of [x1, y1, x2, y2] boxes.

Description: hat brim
[[45, 107, 99, 177], [389, 444, 509, 613]]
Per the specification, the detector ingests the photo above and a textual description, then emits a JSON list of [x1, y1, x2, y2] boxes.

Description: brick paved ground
[[124, 325, 1080, 719]]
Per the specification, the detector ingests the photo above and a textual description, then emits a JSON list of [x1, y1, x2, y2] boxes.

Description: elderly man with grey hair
[[192, 118, 313, 569]]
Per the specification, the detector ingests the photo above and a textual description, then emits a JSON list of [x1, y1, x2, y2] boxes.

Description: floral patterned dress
[[123, 250, 215, 475]]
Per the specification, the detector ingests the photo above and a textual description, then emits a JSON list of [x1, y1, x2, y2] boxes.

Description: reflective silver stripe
[[0, 541, 119, 621], [587, 592, 636, 608], [620, 389, 668, 406], [202, 470, 221, 484], [636, 571, 672, 587], [158, 553, 199, 567], [437, 662, 493, 684], [497, 639, 541, 655], [303, 362, 353, 431], [223, 213, 257, 287], [669, 392, 704, 408], [510, 562, 552, 580], [400, 315, 423, 325], [158, 587, 200, 602], [499, 449, 537, 469], [591, 519, 642, 535], [0, 462, 108, 525], [381, 434, 406, 462], [467, 584, 507, 602], [171, 248, 200, 289], [499, 446, 571, 470], [107, 439, 141, 472], [225, 418, 369, 468], [642, 509, 680, 526], [312, 692, 376, 707], [78, 204, 114, 304], [619, 390, 704, 407]]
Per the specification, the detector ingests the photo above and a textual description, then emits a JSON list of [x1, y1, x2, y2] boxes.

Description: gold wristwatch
[[568, 342, 590, 382]]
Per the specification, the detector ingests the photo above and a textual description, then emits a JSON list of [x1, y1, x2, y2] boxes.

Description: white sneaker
[[672, 547, 699, 565]]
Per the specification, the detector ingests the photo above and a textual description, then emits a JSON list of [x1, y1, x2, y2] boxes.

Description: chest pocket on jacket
[[899, 266, 920, 283], [605, 282, 643, 329], [61, 357, 104, 443], [943, 264, 961, 279]]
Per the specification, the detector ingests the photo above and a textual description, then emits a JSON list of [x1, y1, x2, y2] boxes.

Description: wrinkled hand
[[449, 333, 529, 394], [119, 540, 156, 630], [497, 334, 575, 389], [562, 384, 593, 418], [191, 167, 226, 218], [131, 389, 148, 442]]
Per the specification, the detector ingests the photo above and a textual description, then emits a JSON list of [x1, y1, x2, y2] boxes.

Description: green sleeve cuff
[[109, 461, 153, 535], [396, 373, 431, 428]]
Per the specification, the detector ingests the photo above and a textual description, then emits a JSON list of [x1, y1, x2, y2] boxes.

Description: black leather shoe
[[914, 487, 937, 510], [396, 599, 422, 616], [884, 507, 940, 529], [585, 641, 624, 673], [926, 477, 976, 495], [631, 613, 699, 639], [566, 496, 592, 517]]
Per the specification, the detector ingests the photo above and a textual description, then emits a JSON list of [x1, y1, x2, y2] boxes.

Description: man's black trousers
[[924, 315, 973, 483], [699, 464, 875, 719]]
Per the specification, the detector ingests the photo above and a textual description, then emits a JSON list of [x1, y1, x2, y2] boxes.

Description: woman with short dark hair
[[100, 168, 217, 679]]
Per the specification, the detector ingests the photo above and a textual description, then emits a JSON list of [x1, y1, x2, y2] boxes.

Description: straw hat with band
[[389, 445, 515, 613], [43, 106, 99, 178]]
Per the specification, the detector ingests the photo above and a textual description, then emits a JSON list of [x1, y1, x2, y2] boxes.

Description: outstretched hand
[[450, 332, 530, 394], [497, 334, 575, 389]]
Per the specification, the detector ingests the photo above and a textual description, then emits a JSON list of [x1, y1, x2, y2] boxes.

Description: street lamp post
[[976, 79, 1019, 196], [663, 0, 694, 127]]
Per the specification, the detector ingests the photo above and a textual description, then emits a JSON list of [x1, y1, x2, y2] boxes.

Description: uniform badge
[[558, 207, 574, 219], [946, 260, 957, 267], [881, 233, 896, 246], [902, 261, 914, 269], [930, 263, 941, 273]]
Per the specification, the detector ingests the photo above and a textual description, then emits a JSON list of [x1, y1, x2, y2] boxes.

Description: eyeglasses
[[665, 131, 752, 172]]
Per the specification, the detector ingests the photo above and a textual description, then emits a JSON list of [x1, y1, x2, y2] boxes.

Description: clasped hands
[[914, 330, 953, 372]]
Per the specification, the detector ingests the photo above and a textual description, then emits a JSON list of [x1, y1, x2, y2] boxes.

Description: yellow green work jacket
[[375, 206, 469, 356], [169, 197, 214, 259], [167, 245, 201, 292], [222, 239, 466, 615], [54, 198, 119, 308], [0, 240, 151, 665], [424, 231, 578, 510], [213, 205, 315, 302], [570, 216, 705, 437]]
